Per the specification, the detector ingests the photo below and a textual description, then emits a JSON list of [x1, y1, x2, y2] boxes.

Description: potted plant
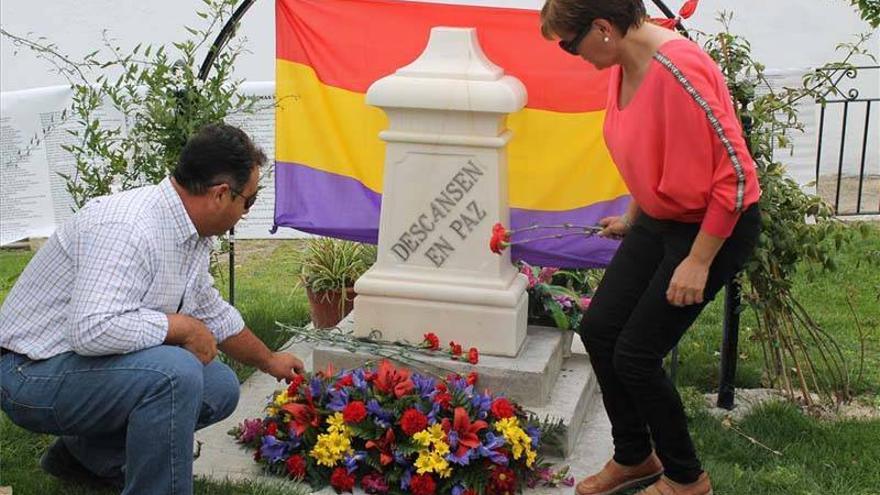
[[520, 262, 595, 358], [295, 238, 377, 328]]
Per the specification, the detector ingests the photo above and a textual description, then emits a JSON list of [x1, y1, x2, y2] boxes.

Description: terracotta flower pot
[[306, 287, 356, 328]]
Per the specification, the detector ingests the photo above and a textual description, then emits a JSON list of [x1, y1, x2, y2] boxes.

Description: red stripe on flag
[[276, 0, 608, 113]]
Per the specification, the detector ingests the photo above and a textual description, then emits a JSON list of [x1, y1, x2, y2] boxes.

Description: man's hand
[[260, 352, 305, 382], [166, 314, 218, 364], [667, 255, 710, 307], [598, 215, 630, 240]]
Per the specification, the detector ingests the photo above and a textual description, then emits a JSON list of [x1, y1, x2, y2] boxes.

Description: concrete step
[[527, 353, 602, 458], [312, 319, 566, 408]]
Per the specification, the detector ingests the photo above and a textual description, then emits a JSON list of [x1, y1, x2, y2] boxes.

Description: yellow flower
[[273, 390, 289, 407], [526, 447, 537, 467], [427, 424, 446, 444], [266, 406, 279, 417], [327, 412, 348, 436], [413, 430, 433, 448], [414, 449, 452, 477], [432, 439, 450, 456], [310, 431, 350, 467]]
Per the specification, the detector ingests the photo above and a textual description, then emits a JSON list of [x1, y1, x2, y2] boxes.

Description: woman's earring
[[603, 36, 609, 43]]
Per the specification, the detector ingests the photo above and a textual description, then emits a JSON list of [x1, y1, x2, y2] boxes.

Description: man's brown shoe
[[575, 452, 663, 495], [636, 473, 713, 495]]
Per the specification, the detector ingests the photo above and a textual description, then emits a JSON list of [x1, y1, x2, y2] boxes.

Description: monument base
[[353, 283, 528, 357], [313, 316, 599, 457]]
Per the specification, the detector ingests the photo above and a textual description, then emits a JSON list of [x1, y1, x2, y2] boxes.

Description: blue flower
[[309, 377, 323, 399], [446, 448, 472, 466], [367, 399, 393, 428], [452, 484, 467, 495], [426, 401, 442, 424], [344, 451, 365, 474], [471, 392, 492, 420], [446, 430, 460, 451], [259, 435, 287, 463], [327, 387, 349, 412], [526, 425, 541, 449], [411, 373, 436, 397], [352, 369, 367, 391], [401, 469, 413, 490], [475, 432, 508, 465]]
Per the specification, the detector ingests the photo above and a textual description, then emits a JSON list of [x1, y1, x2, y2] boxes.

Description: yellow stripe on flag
[[276, 59, 628, 211]]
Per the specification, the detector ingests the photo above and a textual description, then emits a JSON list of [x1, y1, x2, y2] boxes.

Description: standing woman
[[540, 1, 761, 495]]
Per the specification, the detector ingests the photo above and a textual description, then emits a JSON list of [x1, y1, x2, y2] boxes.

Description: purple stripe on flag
[[274, 161, 629, 267], [274, 161, 381, 243]]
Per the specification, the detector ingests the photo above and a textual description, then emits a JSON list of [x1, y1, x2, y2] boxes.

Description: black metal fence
[[815, 65, 880, 217]]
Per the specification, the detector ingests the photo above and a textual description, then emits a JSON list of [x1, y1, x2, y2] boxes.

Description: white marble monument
[[353, 27, 529, 357]]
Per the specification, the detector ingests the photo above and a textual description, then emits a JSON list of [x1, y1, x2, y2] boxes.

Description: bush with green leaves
[[700, 13, 876, 403], [1, 0, 258, 208]]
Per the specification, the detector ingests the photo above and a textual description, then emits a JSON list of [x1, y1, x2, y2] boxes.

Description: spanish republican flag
[[274, 0, 630, 267]]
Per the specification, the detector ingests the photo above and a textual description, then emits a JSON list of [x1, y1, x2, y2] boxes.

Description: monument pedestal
[[313, 315, 598, 457]]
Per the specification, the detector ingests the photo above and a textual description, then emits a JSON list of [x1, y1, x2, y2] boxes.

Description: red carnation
[[400, 408, 429, 436], [422, 332, 440, 351], [285, 454, 306, 479], [466, 372, 479, 386], [489, 222, 510, 254], [468, 347, 479, 365], [449, 341, 463, 358], [434, 392, 452, 409], [330, 466, 356, 493], [488, 466, 517, 494], [491, 398, 515, 419], [410, 473, 437, 495], [343, 401, 367, 424], [265, 422, 278, 436], [435, 382, 447, 393]]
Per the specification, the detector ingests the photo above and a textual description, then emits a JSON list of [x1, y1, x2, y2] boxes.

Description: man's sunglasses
[[559, 24, 591, 55], [213, 182, 258, 209]]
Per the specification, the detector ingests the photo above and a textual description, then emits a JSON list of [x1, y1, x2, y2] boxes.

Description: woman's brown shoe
[[636, 473, 713, 495], [575, 452, 663, 495]]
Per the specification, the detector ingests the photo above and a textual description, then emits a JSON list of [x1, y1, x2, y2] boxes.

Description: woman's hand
[[598, 215, 631, 240], [667, 255, 710, 306]]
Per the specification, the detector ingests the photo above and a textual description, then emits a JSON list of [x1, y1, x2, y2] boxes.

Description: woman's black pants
[[579, 204, 760, 484]]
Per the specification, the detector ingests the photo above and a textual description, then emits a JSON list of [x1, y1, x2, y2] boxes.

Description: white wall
[[2, 0, 877, 92]]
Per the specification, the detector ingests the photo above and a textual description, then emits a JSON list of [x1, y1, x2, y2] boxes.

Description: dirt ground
[[817, 174, 880, 216]]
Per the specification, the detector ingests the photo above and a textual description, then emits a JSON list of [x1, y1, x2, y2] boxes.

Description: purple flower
[[367, 399, 393, 428], [446, 447, 472, 466], [471, 392, 492, 416], [352, 369, 367, 391], [400, 469, 413, 491], [553, 294, 574, 309], [446, 430, 459, 451], [344, 452, 365, 474], [237, 418, 263, 443], [475, 432, 508, 465], [327, 387, 350, 412], [361, 472, 389, 494], [526, 425, 541, 449], [309, 377, 323, 399], [538, 267, 558, 284], [412, 373, 436, 397], [426, 401, 442, 424], [452, 484, 467, 495], [259, 435, 287, 463]]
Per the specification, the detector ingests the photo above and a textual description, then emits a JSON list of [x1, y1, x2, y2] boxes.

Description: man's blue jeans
[[0, 345, 240, 495]]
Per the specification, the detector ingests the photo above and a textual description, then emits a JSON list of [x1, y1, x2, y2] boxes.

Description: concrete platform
[[313, 321, 565, 408]]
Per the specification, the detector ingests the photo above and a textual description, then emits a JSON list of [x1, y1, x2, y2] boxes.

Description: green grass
[[674, 223, 880, 396]]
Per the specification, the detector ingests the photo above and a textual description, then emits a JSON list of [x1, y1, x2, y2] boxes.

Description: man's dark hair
[[173, 123, 266, 195]]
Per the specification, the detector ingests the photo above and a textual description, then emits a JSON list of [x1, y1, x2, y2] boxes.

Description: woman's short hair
[[540, 0, 647, 40], [173, 123, 266, 195]]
